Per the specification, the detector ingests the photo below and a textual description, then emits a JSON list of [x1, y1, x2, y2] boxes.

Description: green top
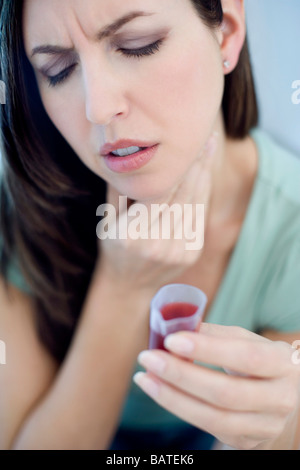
[[1, 128, 300, 430]]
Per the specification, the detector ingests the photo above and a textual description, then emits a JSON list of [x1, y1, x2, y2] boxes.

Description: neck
[[207, 114, 258, 230]]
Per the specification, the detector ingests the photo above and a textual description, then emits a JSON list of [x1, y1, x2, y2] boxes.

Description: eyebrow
[[31, 11, 154, 57]]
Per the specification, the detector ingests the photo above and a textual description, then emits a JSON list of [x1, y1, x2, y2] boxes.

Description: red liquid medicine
[[149, 302, 198, 351], [161, 302, 198, 320]]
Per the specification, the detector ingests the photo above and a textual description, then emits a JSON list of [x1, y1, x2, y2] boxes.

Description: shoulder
[[251, 128, 300, 207], [249, 130, 300, 331], [250, 128, 300, 262], [238, 130, 300, 331], [249, 128, 300, 247]]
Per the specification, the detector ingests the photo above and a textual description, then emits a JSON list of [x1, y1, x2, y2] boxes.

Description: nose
[[83, 61, 129, 125]]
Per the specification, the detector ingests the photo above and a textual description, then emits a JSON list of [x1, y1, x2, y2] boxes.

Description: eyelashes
[[118, 38, 163, 59], [46, 39, 164, 88], [46, 63, 78, 88]]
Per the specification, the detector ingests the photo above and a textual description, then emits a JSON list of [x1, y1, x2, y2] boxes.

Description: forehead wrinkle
[[29, 8, 155, 59], [24, 1, 74, 57], [64, 9, 155, 46]]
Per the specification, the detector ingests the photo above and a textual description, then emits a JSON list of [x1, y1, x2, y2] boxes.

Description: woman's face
[[23, 0, 224, 202]]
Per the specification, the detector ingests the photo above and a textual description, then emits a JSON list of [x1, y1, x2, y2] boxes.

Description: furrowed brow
[[31, 11, 154, 57]]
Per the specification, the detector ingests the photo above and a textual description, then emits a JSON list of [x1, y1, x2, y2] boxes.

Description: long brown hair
[[0, 0, 258, 362]]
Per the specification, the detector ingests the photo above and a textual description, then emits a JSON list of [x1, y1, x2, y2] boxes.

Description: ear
[[216, 0, 246, 75]]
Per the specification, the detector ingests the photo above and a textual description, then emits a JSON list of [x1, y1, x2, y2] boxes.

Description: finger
[[163, 330, 293, 378], [198, 323, 270, 343], [133, 370, 224, 438], [137, 349, 285, 413], [133, 371, 281, 445]]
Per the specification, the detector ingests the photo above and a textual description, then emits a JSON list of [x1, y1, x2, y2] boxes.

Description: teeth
[[111, 146, 142, 157]]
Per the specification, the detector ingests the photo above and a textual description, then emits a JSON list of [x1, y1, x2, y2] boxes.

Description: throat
[[208, 135, 258, 227]]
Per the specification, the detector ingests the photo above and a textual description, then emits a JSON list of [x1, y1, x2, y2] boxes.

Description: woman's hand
[[134, 323, 300, 450], [96, 134, 217, 294]]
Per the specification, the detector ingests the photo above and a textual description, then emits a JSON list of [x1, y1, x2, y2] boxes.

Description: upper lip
[[100, 139, 158, 156]]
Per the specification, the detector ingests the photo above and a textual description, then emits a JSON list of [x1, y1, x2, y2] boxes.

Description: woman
[[0, 0, 300, 450]]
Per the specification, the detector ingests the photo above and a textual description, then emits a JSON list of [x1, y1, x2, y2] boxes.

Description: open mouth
[[103, 144, 159, 173], [109, 146, 148, 157]]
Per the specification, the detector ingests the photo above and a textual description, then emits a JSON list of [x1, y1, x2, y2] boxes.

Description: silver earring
[[223, 60, 230, 69]]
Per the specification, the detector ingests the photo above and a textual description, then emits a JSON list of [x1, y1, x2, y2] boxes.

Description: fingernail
[[138, 351, 166, 374], [133, 372, 160, 398], [164, 334, 194, 354]]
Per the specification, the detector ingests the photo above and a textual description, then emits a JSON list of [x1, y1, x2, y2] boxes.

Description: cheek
[[40, 91, 99, 174], [144, 38, 224, 147], [40, 87, 88, 151]]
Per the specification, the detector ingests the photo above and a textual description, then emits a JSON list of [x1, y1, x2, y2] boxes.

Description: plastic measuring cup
[[148, 284, 207, 350]]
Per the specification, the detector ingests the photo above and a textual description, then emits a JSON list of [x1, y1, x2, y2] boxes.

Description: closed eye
[[45, 38, 164, 88], [117, 38, 163, 59], [46, 63, 78, 88]]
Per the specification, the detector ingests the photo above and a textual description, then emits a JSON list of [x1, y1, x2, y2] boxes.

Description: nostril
[[85, 101, 127, 126]]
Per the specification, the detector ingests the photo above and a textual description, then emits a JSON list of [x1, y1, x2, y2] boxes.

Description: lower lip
[[103, 145, 159, 173]]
